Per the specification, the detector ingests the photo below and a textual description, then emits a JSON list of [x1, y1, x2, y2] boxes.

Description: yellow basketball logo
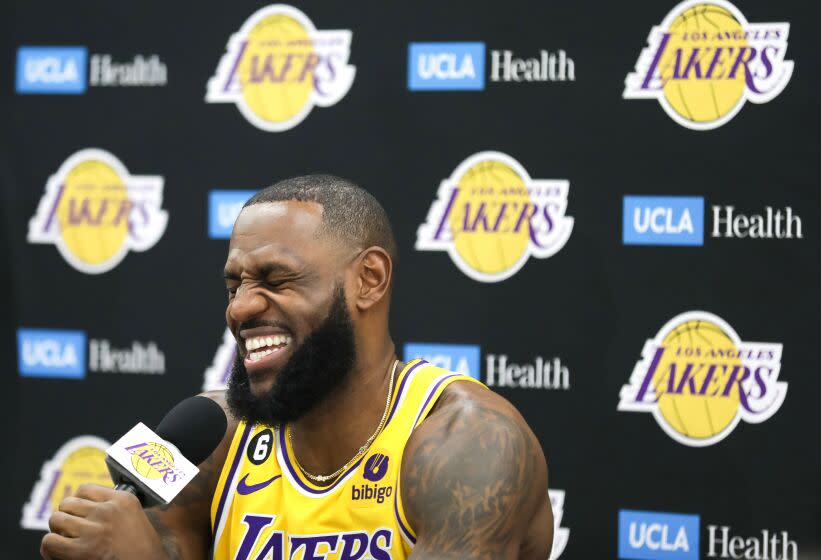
[[416, 152, 574, 282], [624, 0, 793, 130], [28, 149, 167, 274], [206, 5, 356, 132], [618, 311, 787, 446], [21, 436, 111, 530], [130, 442, 175, 480]]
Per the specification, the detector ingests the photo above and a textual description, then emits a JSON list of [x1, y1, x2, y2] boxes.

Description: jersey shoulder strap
[[387, 359, 485, 547]]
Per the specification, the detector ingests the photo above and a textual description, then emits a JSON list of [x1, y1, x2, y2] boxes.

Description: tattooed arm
[[144, 391, 237, 559], [41, 391, 236, 560], [401, 382, 553, 560]]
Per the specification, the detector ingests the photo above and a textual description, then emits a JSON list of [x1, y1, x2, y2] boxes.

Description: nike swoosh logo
[[236, 474, 281, 495]]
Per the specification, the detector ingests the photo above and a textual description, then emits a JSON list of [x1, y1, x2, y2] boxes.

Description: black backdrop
[[3, 0, 819, 558]]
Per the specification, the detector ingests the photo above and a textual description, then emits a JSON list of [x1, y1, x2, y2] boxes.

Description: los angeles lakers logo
[[203, 328, 236, 391], [618, 311, 787, 446], [27, 149, 167, 274], [549, 489, 570, 560], [21, 436, 111, 530], [125, 441, 183, 484], [416, 152, 573, 283], [205, 5, 356, 132], [624, 0, 793, 130]]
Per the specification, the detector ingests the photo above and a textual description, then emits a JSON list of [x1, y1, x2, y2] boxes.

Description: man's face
[[223, 201, 357, 424]]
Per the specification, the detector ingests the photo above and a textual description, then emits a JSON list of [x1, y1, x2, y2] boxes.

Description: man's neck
[[288, 337, 398, 484]]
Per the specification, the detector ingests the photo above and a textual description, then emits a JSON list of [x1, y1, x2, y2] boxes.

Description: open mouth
[[244, 334, 292, 363]]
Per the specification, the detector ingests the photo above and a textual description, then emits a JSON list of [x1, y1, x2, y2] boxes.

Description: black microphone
[[107, 395, 227, 507]]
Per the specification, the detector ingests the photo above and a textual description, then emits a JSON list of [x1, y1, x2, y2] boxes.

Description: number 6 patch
[[247, 428, 274, 465]]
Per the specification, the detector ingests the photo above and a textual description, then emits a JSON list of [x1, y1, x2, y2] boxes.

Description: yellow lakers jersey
[[210, 359, 481, 560]]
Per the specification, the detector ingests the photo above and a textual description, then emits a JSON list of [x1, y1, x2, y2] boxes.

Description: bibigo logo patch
[[21, 436, 111, 530], [618, 311, 786, 446], [351, 450, 393, 507], [28, 149, 167, 274], [416, 151, 573, 283], [205, 4, 355, 132], [623, 0, 793, 130]]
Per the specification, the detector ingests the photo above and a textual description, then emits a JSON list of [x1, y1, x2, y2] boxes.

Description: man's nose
[[228, 284, 268, 323]]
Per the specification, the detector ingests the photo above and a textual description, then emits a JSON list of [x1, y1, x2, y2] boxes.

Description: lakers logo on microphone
[[125, 442, 184, 484], [205, 5, 356, 132], [416, 152, 573, 282], [624, 0, 793, 130], [21, 436, 112, 530], [27, 149, 167, 274], [618, 311, 787, 446]]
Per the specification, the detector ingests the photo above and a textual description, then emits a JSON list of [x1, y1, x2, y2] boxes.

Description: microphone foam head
[[156, 396, 227, 466]]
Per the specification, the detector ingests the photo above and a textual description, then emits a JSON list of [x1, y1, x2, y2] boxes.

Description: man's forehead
[[234, 200, 323, 236], [226, 200, 330, 269]]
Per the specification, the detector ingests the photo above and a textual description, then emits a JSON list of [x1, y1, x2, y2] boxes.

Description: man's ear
[[352, 246, 392, 311]]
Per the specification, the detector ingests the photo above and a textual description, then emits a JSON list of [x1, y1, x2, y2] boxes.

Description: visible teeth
[[245, 334, 291, 356], [248, 347, 281, 362]]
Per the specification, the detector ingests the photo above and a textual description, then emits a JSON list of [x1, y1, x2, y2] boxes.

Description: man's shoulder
[[398, 379, 551, 558], [432, 378, 521, 420], [404, 378, 539, 465]]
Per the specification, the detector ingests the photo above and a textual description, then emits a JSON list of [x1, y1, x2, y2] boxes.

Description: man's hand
[[41, 484, 168, 560]]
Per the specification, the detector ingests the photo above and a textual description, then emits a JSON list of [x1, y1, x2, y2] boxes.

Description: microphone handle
[[115, 481, 142, 501]]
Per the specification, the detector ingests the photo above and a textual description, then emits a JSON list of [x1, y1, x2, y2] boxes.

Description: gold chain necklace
[[287, 359, 399, 484]]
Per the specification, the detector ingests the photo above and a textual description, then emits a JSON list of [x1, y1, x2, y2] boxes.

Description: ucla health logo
[[16, 46, 167, 94], [619, 311, 786, 446], [624, 0, 793, 130], [18, 328, 86, 379], [209, 190, 257, 239], [417, 152, 573, 282], [28, 149, 167, 274], [623, 196, 704, 246], [619, 510, 700, 560], [16, 47, 87, 94], [206, 5, 355, 131], [624, 196, 803, 245], [404, 342, 571, 390], [18, 328, 165, 378], [408, 42, 486, 90], [21, 436, 111, 530], [403, 342, 481, 379]]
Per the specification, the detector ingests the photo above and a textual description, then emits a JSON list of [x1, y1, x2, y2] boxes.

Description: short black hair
[[243, 174, 398, 262]]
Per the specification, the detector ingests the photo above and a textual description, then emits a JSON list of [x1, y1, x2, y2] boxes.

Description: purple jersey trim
[[278, 425, 366, 495], [411, 373, 459, 430], [212, 422, 253, 541], [394, 482, 417, 545], [278, 360, 424, 496], [385, 359, 426, 426], [394, 372, 461, 546]]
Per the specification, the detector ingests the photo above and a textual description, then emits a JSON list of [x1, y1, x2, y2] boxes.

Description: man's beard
[[226, 284, 356, 426]]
